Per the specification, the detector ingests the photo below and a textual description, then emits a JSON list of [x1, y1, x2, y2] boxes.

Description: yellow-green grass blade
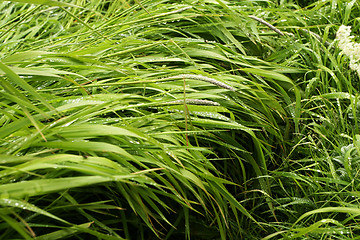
[[33, 141, 136, 161], [0, 198, 70, 225], [0, 211, 33, 239], [36, 222, 126, 240], [0, 61, 56, 114], [54, 124, 145, 139], [36, 222, 93, 240], [291, 219, 343, 238], [6, 0, 78, 7], [0, 175, 148, 199], [0, 154, 131, 178]]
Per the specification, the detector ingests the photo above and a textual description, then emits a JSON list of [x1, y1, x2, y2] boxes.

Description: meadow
[[0, 0, 360, 239]]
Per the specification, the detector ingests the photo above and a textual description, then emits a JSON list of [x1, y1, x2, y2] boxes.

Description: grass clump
[[1, 0, 360, 239]]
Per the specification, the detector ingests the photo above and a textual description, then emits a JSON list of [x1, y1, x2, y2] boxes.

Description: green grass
[[1, 0, 360, 239]]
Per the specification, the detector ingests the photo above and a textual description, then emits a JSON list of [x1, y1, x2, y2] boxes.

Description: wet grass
[[0, 0, 360, 239]]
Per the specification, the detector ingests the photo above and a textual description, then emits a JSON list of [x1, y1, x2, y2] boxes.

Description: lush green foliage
[[0, 0, 360, 239]]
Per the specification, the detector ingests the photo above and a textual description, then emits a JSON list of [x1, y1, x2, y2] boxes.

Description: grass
[[0, 0, 360, 239]]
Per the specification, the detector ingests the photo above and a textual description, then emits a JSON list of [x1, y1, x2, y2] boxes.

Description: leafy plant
[[1, 0, 360, 239]]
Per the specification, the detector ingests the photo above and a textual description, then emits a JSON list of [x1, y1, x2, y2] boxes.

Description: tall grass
[[0, 0, 360, 239]]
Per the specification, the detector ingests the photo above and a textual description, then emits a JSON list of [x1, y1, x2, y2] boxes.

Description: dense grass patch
[[1, 0, 360, 239]]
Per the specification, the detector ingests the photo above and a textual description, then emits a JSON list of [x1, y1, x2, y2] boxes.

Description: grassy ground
[[0, 0, 360, 239]]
